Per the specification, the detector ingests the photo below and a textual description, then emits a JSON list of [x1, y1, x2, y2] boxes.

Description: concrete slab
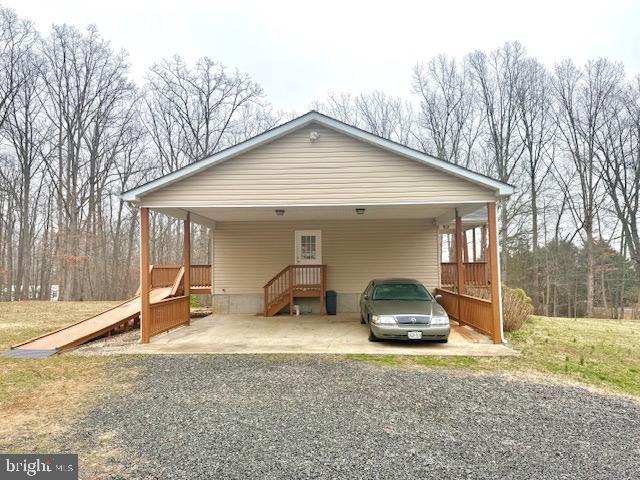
[[127, 314, 516, 357]]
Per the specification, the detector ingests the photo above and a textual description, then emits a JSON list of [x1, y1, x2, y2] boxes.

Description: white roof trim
[[434, 205, 489, 226], [153, 208, 217, 229], [121, 111, 514, 202]]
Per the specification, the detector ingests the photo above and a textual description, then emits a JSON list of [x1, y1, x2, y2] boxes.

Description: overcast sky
[[4, 0, 639, 113]]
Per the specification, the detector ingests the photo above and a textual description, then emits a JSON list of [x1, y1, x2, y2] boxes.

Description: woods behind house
[[0, 6, 638, 318]]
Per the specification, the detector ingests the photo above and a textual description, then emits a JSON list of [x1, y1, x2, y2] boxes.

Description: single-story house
[[122, 111, 514, 344]]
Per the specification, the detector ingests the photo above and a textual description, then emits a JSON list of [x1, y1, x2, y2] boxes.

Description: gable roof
[[121, 111, 514, 202]]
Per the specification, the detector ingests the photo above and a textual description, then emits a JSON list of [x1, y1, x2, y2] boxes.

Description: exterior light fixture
[[356, 208, 366, 215], [275, 209, 285, 216]]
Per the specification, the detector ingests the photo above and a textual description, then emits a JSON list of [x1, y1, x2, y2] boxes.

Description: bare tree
[[413, 55, 482, 166], [0, 32, 50, 299], [553, 58, 624, 317], [145, 55, 266, 168], [144, 55, 273, 264], [0, 7, 40, 300], [467, 42, 527, 279], [0, 8, 36, 130], [516, 58, 555, 309], [40, 24, 136, 300], [595, 76, 640, 274], [314, 91, 414, 145], [222, 103, 283, 146]]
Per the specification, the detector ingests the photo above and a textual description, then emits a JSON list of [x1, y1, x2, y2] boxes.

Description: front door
[[295, 230, 322, 265]]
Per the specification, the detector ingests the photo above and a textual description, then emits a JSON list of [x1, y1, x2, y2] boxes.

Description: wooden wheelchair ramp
[[10, 287, 173, 356]]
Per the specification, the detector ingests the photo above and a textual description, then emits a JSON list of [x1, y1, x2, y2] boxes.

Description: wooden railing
[[151, 265, 182, 288], [440, 262, 489, 287], [264, 265, 292, 311], [458, 294, 493, 337], [190, 264, 211, 287], [292, 264, 323, 288], [465, 262, 490, 286], [170, 267, 185, 296], [436, 287, 494, 338], [440, 263, 457, 287], [436, 287, 459, 319], [142, 264, 212, 341], [263, 265, 326, 316], [148, 295, 190, 337], [149, 264, 211, 290]]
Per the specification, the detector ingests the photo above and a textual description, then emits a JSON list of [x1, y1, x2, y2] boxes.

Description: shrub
[[190, 294, 202, 309], [502, 285, 533, 332]]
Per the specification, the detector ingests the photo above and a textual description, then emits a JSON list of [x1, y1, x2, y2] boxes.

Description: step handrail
[[263, 265, 327, 316], [170, 266, 185, 296], [263, 265, 292, 289]]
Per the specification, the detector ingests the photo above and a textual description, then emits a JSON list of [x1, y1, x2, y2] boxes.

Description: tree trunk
[[585, 218, 594, 318], [531, 182, 539, 312]]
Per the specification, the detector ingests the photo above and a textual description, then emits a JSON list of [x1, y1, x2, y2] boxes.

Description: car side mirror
[[363, 294, 369, 300], [434, 294, 442, 301]]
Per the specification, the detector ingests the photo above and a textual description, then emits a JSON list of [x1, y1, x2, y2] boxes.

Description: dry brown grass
[[0, 301, 134, 452]]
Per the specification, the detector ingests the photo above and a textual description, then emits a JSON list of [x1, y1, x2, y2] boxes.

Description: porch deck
[[127, 314, 516, 356]]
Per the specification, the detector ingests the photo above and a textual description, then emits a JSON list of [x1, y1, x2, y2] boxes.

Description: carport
[[121, 111, 515, 347]]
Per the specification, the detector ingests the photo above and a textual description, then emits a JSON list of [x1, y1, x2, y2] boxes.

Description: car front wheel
[[368, 326, 379, 342]]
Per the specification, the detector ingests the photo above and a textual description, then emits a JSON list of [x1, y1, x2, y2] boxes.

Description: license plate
[[408, 331, 422, 340]]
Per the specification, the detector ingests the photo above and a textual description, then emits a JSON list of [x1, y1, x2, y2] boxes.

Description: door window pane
[[301, 235, 316, 259]]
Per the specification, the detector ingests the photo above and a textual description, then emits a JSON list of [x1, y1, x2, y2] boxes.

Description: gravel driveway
[[71, 356, 640, 479]]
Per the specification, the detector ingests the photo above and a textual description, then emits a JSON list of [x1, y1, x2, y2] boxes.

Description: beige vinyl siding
[[213, 219, 438, 295], [142, 124, 496, 207]]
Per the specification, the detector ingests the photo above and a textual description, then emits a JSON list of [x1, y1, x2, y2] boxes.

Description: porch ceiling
[[160, 203, 488, 223]]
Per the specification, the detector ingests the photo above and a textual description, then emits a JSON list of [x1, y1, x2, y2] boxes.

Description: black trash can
[[325, 290, 337, 315]]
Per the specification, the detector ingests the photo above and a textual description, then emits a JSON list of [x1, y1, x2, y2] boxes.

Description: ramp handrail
[[151, 265, 182, 288], [435, 287, 493, 337], [148, 295, 190, 337]]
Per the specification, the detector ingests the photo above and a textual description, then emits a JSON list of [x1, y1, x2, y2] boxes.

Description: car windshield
[[372, 283, 433, 301]]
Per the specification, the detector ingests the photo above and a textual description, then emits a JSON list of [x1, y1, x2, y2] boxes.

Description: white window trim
[[295, 230, 322, 265]]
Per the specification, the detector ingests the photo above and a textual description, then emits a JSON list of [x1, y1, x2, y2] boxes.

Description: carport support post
[[487, 202, 502, 344], [455, 210, 465, 327], [183, 213, 191, 325], [455, 210, 465, 296], [140, 207, 151, 344]]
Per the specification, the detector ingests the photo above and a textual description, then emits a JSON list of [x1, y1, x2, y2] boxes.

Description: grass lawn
[[507, 316, 640, 395], [0, 301, 130, 451], [349, 315, 640, 397]]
